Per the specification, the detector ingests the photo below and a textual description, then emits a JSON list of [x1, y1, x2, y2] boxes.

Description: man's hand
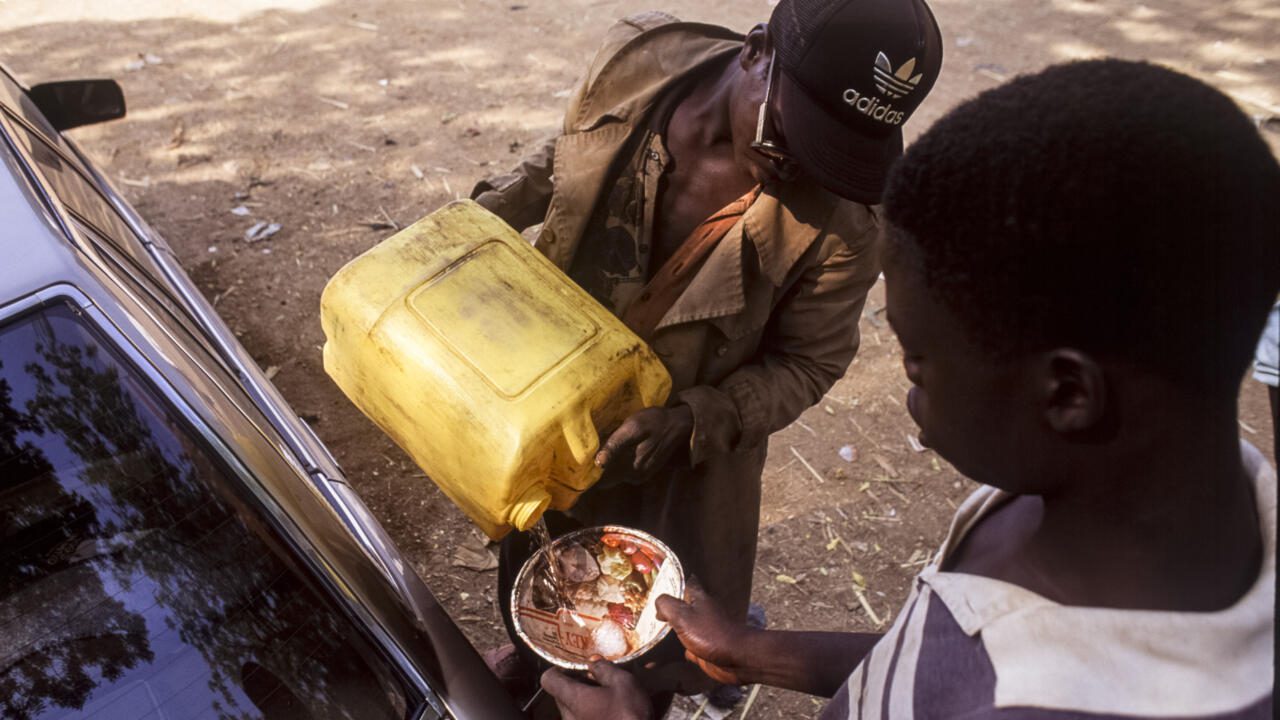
[[541, 659, 652, 720], [595, 405, 694, 474], [655, 581, 759, 686]]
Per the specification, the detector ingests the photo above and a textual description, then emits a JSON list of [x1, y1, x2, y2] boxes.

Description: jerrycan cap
[[509, 486, 552, 531]]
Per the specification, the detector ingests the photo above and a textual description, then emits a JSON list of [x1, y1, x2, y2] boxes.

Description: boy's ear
[[739, 23, 770, 70], [1041, 349, 1107, 434]]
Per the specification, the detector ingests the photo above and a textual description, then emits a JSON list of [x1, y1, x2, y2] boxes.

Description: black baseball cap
[[770, 0, 943, 203]]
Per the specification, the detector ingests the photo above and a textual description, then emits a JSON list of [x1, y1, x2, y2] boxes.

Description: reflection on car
[[0, 66, 522, 720], [3, 305, 412, 719]]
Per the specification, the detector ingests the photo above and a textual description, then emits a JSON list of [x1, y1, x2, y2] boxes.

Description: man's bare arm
[[657, 584, 881, 698]]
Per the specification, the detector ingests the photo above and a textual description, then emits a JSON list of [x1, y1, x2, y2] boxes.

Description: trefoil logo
[[842, 52, 924, 126], [872, 52, 922, 99]]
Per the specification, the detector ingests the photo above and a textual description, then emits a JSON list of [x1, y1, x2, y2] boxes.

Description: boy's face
[[883, 239, 1050, 494]]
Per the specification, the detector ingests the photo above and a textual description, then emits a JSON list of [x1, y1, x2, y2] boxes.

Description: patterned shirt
[[567, 69, 707, 316], [567, 128, 668, 314], [822, 441, 1275, 719]]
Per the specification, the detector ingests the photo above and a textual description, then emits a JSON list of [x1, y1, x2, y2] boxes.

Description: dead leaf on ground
[[452, 533, 498, 572]]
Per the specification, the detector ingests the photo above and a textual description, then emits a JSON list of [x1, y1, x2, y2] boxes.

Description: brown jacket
[[474, 12, 881, 621]]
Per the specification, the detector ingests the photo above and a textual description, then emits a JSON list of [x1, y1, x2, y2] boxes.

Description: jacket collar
[[656, 179, 837, 335], [745, 179, 836, 286], [570, 23, 742, 132]]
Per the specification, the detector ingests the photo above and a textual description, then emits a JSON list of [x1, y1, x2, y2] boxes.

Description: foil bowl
[[510, 525, 685, 671]]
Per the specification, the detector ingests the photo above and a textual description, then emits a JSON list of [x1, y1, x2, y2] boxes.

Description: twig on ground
[[317, 96, 350, 110], [849, 417, 882, 451], [378, 205, 399, 230], [690, 695, 710, 720], [853, 586, 884, 628], [883, 482, 910, 504], [790, 446, 826, 484], [213, 285, 236, 307], [872, 454, 900, 478], [740, 684, 763, 719], [865, 476, 918, 484]]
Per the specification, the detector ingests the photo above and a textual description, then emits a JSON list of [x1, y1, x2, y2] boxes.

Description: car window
[[0, 302, 417, 720]]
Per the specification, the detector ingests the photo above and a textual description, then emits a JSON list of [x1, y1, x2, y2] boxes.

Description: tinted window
[[0, 303, 415, 720]]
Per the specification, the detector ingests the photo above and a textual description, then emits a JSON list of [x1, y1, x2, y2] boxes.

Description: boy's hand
[[656, 581, 758, 686], [596, 405, 694, 474], [541, 659, 652, 720]]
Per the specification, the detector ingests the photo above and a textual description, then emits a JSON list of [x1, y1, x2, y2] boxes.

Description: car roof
[[0, 76, 95, 308]]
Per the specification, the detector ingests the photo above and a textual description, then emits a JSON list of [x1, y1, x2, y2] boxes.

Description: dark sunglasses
[[751, 50, 799, 179]]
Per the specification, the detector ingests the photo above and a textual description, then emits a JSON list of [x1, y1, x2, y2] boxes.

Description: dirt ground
[[2, 1, 1277, 717]]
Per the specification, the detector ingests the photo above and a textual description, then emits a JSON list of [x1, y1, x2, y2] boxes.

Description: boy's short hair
[[884, 59, 1280, 389]]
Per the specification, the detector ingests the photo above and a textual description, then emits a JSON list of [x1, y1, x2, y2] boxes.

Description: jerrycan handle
[[562, 412, 600, 467], [509, 486, 552, 532]]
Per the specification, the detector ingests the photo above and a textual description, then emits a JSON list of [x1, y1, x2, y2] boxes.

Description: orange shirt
[[621, 185, 762, 340]]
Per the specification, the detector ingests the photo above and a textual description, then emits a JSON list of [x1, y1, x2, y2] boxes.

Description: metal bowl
[[510, 525, 685, 671]]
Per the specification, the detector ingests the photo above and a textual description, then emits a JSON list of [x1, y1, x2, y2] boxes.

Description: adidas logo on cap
[[842, 52, 924, 126]]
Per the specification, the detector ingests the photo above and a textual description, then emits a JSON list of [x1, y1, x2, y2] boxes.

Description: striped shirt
[[822, 441, 1275, 719]]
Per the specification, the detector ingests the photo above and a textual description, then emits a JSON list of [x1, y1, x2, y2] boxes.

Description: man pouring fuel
[[470, 0, 943, 704]]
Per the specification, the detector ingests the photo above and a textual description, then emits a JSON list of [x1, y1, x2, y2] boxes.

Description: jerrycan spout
[[509, 486, 552, 532]]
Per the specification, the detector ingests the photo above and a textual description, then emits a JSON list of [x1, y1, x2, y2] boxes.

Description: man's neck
[[670, 57, 739, 148], [1025, 405, 1263, 612]]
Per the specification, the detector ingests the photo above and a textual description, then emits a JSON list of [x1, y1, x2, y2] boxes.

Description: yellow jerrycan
[[320, 200, 672, 540]]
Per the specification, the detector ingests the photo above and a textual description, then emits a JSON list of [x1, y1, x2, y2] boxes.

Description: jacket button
[[716, 345, 728, 357]]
